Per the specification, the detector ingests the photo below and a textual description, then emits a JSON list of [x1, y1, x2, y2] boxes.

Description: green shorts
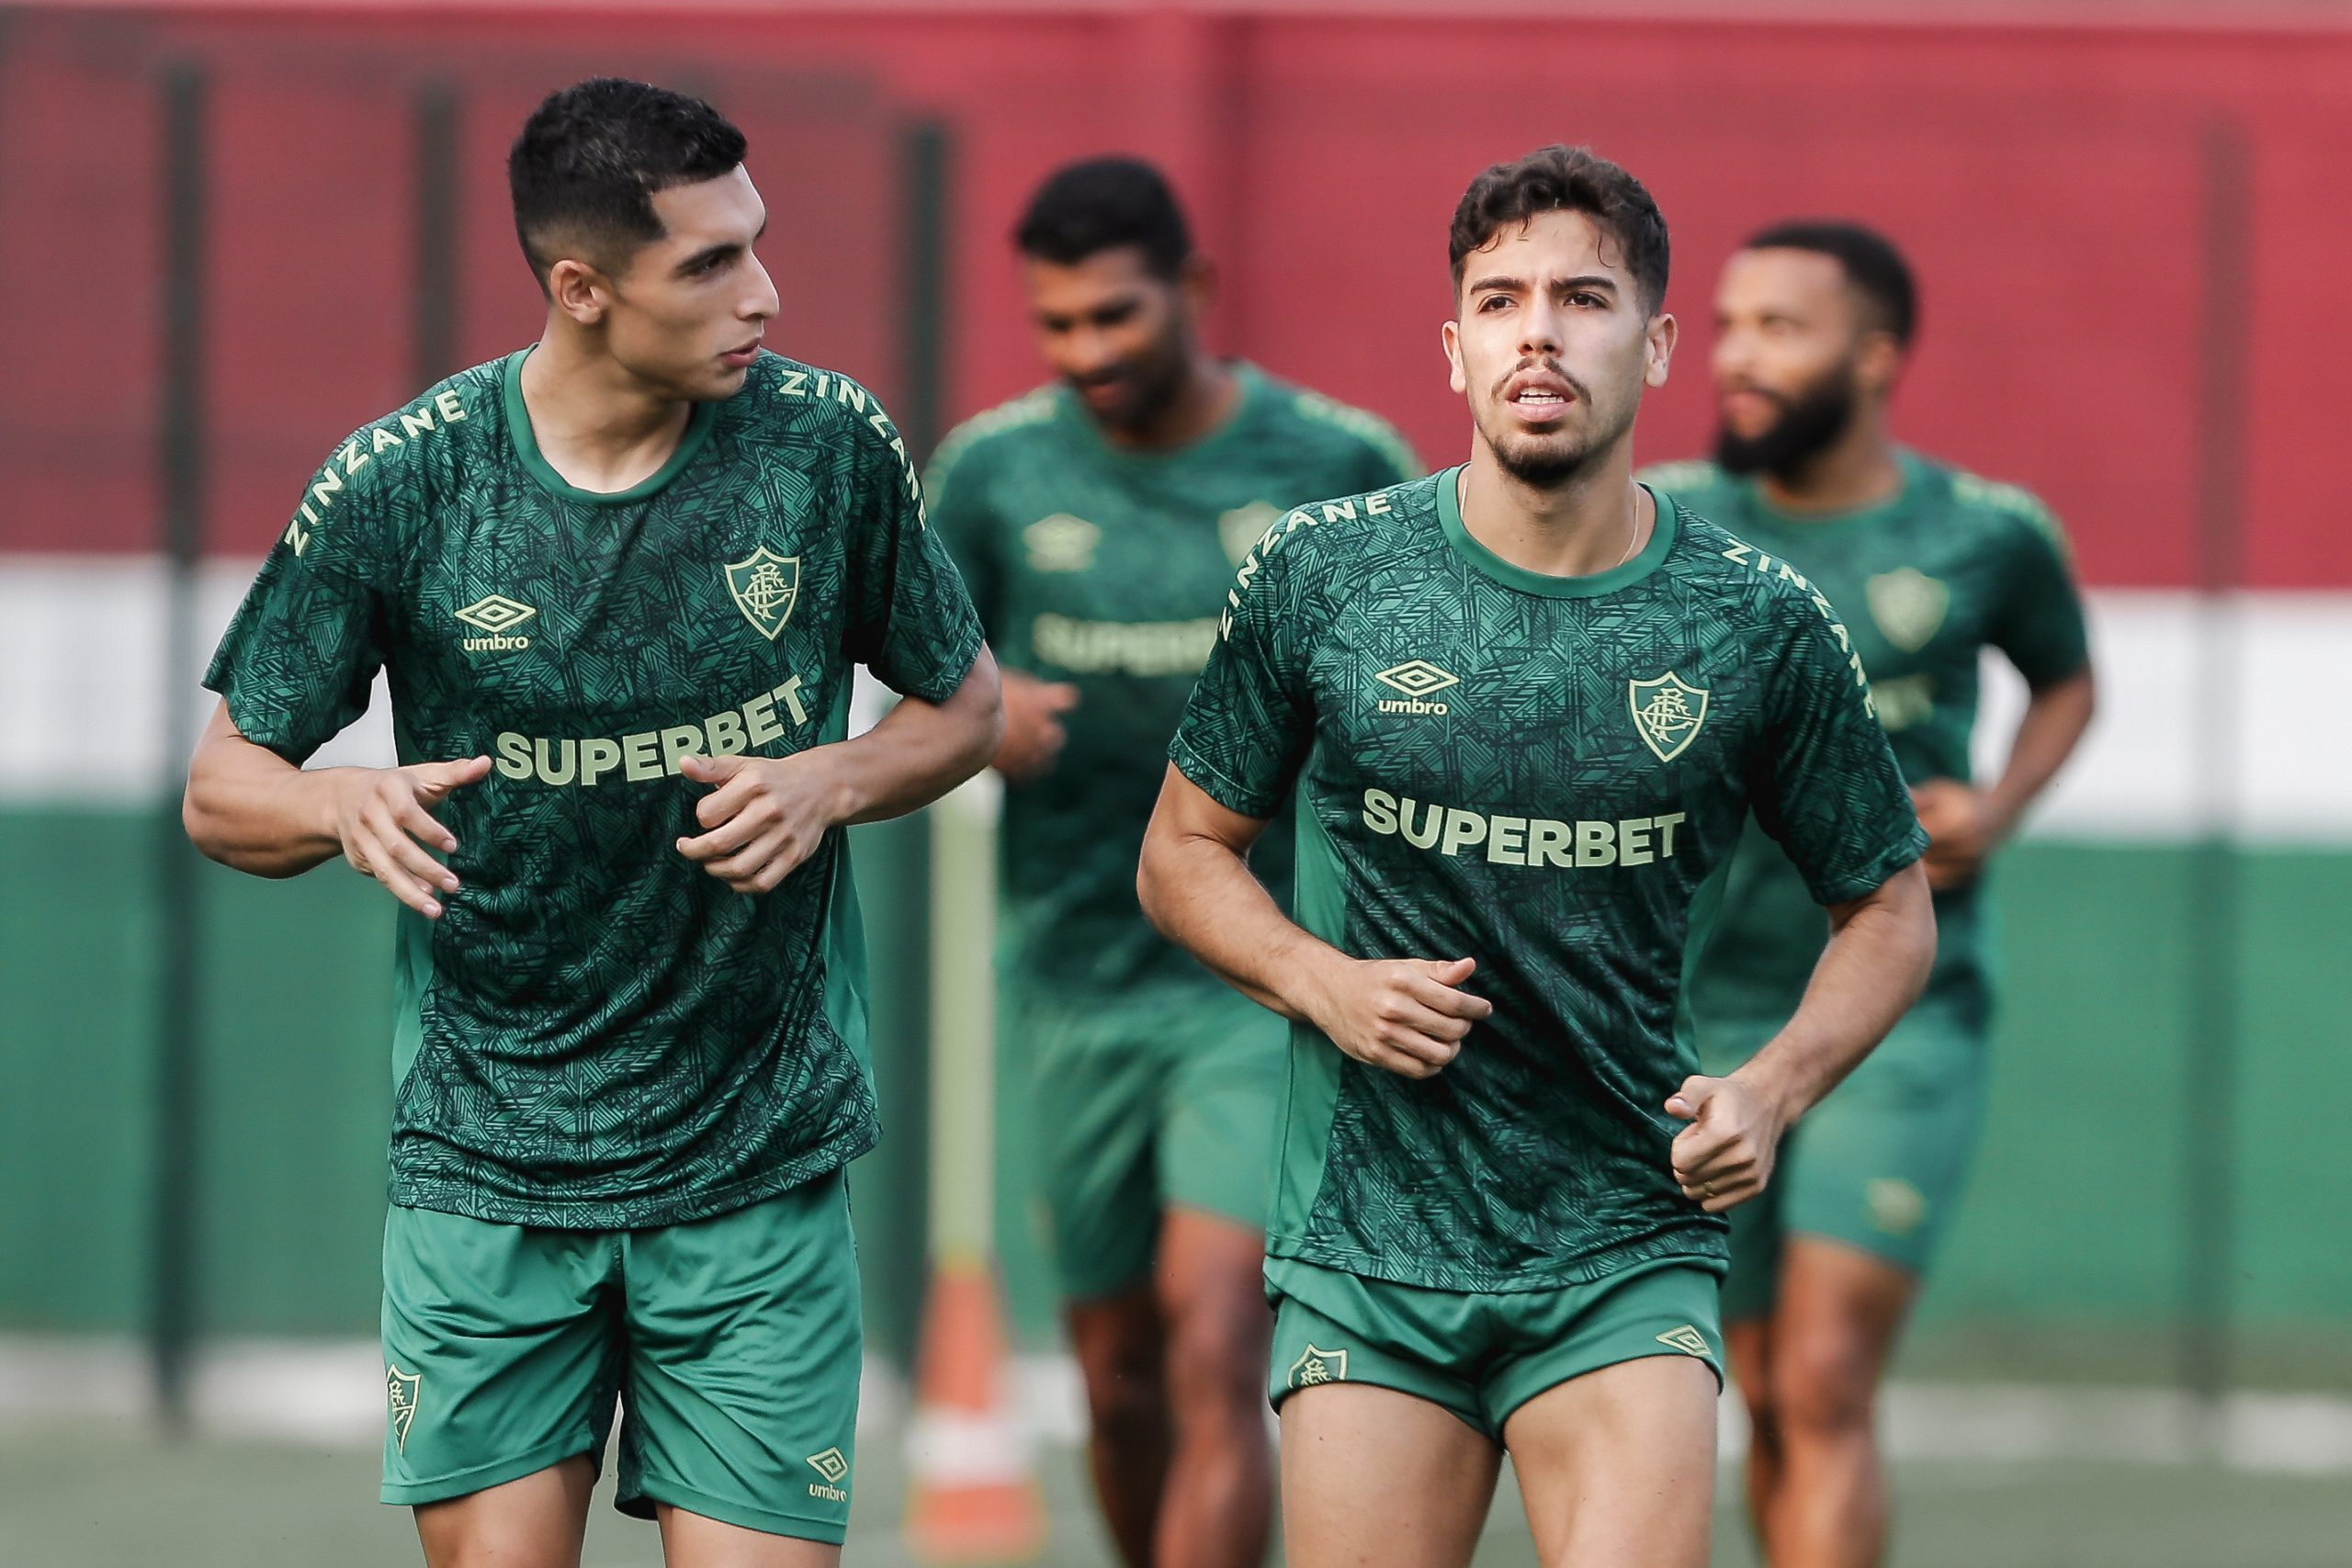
[[379, 1170, 861, 1542], [1713, 989, 1990, 1320], [1266, 1258, 1724, 1440], [1018, 985, 1285, 1300]]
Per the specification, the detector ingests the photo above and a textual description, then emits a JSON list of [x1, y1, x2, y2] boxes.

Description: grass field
[[6, 1419, 2350, 1568]]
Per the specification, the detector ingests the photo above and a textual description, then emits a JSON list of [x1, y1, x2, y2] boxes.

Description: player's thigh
[[1159, 993, 1286, 1235], [381, 1203, 622, 1514], [413, 1454, 598, 1568], [657, 1503, 841, 1568], [1767, 1236, 1916, 1424], [1027, 1002, 1170, 1300], [1503, 1354, 1719, 1568], [1153, 1206, 1273, 1397], [616, 1173, 862, 1547], [1280, 1383, 1500, 1568]]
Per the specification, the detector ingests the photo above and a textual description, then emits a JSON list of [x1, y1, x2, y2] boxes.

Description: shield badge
[[386, 1364, 422, 1451], [1287, 1344, 1350, 1389], [725, 547, 801, 641], [1629, 671, 1710, 764], [1866, 568, 1949, 654], [1217, 502, 1281, 567]]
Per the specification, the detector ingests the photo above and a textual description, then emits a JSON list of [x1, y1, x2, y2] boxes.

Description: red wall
[[6, 6, 2348, 591]]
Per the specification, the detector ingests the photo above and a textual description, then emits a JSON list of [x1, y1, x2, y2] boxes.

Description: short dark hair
[[508, 78, 747, 283], [1014, 156, 1193, 278], [1450, 145, 1669, 313], [1742, 220, 1917, 346]]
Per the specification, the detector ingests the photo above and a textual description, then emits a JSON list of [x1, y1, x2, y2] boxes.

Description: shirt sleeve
[[1168, 525, 1319, 818], [1985, 500, 2092, 688], [843, 397, 986, 704], [201, 434, 390, 764], [1747, 599, 1929, 906], [922, 435, 1005, 647]]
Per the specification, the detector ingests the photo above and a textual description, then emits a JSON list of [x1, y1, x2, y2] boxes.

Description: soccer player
[[926, 156, 1419, 1568], [181, 80, 1001, 1568], [1136, 146, 1939, 1568], [1644, 222, 2096, 1568]]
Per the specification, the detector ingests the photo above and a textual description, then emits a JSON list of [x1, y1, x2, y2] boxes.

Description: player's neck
[[1099, 355, 1238, 453], [518, 331, 696, 494], [1754, 410, 1902, 517], [1458, 440, 1651, 581]]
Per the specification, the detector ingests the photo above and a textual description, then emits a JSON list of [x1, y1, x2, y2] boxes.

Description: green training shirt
[[1170, 469, 1927, 1292], [1643, 453, 2088, 1045], [206, 350, 985, 1229], [928, 363, 1419, 1001]]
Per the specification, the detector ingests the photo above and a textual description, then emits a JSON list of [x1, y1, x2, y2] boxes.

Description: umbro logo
[[1374, 660, 1459, 716], [805, 1446, 851, 1502], [456, 595, 537, 652], [1656, 1325, 1713, 1359]]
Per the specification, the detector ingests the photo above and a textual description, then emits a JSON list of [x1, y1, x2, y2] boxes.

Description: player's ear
[[1854, 329, 1904, 400], [1645, 310, 1677, 389], [547, 257, 611, 327], [1442, 319, 1467, 396], [1177, 253, 1218, 320]]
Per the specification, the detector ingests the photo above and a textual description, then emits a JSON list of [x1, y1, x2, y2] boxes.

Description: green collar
[[502, 348, 720, 505], [1437, 466, 1678, 599]]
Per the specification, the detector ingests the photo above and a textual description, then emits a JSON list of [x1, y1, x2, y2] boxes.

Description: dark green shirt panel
[[1744, 588, 1930, 908], [1986, 504, 2093, 690], [206, 422, 407, 764], [842, 402, 986, 705]]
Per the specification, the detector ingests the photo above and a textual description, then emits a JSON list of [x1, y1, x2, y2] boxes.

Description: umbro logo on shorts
[[806, 1446, 851, 1502], [1655, 1325, 1712, 1359]]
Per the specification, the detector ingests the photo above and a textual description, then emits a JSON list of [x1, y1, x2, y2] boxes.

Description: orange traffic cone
[[905, 1255, 1045, 1564]]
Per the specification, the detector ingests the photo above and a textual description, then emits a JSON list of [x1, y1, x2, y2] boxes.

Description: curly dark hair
[[508, 78, 747, 285], [1449, 145, 1669, 313]]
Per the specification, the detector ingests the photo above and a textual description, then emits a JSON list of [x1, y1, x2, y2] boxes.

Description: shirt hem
[[388, 1122, 878, 1231], [1264, 1224, 1728, 1295]]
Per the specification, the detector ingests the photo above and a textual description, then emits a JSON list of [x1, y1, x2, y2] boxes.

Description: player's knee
[[1769, 1335, 1878, 1437], [1079, 1348, 1170, 1440], [1163, 1301, 1271, 1417], [1738, 1378, 1783, 1454]]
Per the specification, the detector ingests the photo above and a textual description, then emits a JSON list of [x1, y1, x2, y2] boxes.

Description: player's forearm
[[1138, 814, 1343, 1021], [1982, 667, 2096, 843], [183, 732, 350, 877], [822, 650, 1005, 827], [1732, 860, 1935, 1121]]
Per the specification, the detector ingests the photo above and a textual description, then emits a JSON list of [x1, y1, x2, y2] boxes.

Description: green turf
[[3, 1422, 2348, 1568]]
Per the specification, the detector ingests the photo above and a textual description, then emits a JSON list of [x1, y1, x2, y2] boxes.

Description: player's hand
[[1911, 777, 1996, 891], [1665, 1074, 1790, 1213], [1300, 955, 1493, 1080], [676, 752, 846, 895], [992, 671, 1080, 783], [331, 757, 492, 919]]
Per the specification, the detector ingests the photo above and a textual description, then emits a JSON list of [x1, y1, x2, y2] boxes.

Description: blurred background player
[[183, 79, 1000, 1568], [924, 155, 1419, 1568], [1138, 147, 1936, 1568], [1645, 221, 2097, 1568]]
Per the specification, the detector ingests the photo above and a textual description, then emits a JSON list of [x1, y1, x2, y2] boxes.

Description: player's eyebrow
[[1555, 273, 1618, 295], [674, 214, 769, 276], [1464, 272, 1526, 296]]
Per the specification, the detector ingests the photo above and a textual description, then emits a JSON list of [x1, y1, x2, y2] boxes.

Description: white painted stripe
[[4, 559, 2347, 841], [0, 555, 891, 807], [5, 1337, 2347, 1473]]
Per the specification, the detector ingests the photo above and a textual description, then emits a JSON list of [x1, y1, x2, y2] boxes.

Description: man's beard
[[1713, 370, 1857, 479], [1070, 335, 1190, 434], [1478, 373, 1631, 490]]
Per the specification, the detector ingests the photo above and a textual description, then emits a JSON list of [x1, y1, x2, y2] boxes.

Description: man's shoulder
[[1254, 369, 1421, 479], [1238, 472, 1440, 596], [729, 353, 912, 459], [335, 357, 506, 486], [1637, 457, 1740, 515], [1917, 453, 2069, 553], [925, 382, 1065, 487], [1669, 504, 1851, 637]]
